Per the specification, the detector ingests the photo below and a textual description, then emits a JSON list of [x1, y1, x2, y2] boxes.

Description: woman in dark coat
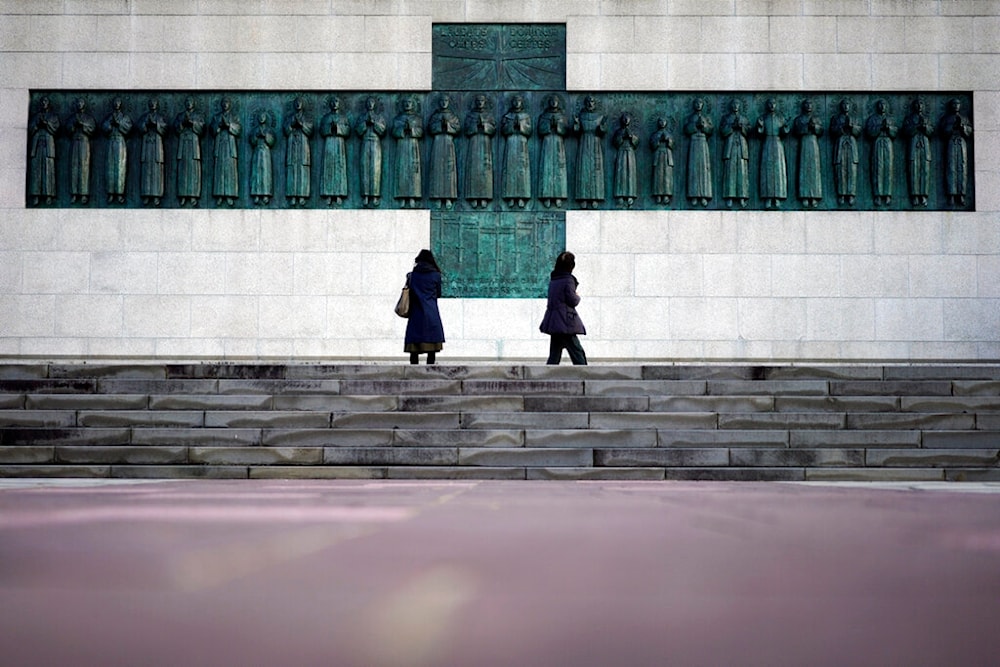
[[404, 249, 445, 364], [539, 251, 587, 365]]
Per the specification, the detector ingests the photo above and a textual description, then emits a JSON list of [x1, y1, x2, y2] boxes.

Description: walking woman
[[404, 249, 445, 364], [539, 251, 588, 365]]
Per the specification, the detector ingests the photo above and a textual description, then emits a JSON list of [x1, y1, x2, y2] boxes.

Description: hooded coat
[[539, 270, 586, 335], [404, 262, 445, 346]]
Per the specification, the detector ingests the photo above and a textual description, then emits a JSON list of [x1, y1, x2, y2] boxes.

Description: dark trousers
[[547, 334, 587, 365], [409, 352, 436, 365]]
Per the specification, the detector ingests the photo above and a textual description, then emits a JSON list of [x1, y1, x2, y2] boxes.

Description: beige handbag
[[394, 278, 410, 318]]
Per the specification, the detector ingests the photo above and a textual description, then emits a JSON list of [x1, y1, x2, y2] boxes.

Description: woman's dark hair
[[415, 248, 442, 272], [553, 251, 575, 272]]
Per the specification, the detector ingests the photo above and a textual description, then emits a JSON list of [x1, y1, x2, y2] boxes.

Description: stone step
[[1, 363, 998, 481]]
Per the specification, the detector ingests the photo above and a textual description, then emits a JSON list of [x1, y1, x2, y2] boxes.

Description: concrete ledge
[[461, 412, 589, 429], [0, 465, 110, 477], [805, 468, 946, 482], [323, 447, 459, 466], [664, 467, 805, 481], [708, 380, 829, 396], [331, 412, 460, 429], [110, 465, 248, 479], [131, 428, 263, 446], [585, 380, 707, 396], [250, 466, 387, 479], [206, 411, 329, 428], [0, 446, 55, 464], [150, 395, 274, 410], [659, 430, 789, 447], [730, 448, 865, 467], [0, 411, 78, 428], [27, 395, 149, 410], [393, 429, 524, 447], [387, 466, 526, 480], [922, 431, 1000, 449], [190, 447, 323, 465], [776, 396, 899, 412], [831, 381, 954, 396], [720, 413, 846, 429], [1, 427, 131, 446], [57, 445, 187, 465], [791, 430, 921, 448], [263, 429, 394, 447], [80, 411, 204, 427], [866, 449, 1000, 467], [526, 429, 658, 448], [275, 396, 397, 411], [847, 413, 976, 430], [400, 396, 524, 412], [524, 396, 649, 412], [651, 396, 773, 413], [590, 412, 717, 430], [595, 448, 729, 467], [462, 380, 584, 395], [458, 448, 592, 467], [527, 467, 665, 480]]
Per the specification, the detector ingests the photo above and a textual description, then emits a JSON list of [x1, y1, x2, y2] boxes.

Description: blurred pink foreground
[[1, 479, 998, 667]]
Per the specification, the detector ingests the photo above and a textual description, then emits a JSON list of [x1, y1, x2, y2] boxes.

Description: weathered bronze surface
[[430, 210, 565, 298], [27, 90, 972, 213], [24, 23, 975, 298]]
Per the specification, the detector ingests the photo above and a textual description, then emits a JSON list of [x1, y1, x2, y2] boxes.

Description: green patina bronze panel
[[431, 210, 564, 298], [27, 89, 975, 214], [433, 24, 566, 91], [24, 22, 978, 300]]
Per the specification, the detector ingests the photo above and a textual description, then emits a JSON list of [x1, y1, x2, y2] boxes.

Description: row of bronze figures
[[27, 94, 973, 210]]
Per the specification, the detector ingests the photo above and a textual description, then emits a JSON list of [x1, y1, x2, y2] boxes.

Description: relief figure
[[902, 98, 933, 208], [463, 94, 495, 209], [211, 97, 241, 207], [392, 96, 423, 208], [684, 98, 713, 207], [428, 94, 460, 210], [612, 112, 639, 208], [720, 99, 750, 209], [756, 98, 788, 209], [174, 96, 205, 207], [792, 99, 823, 208], [938, 97, 972, 207], [101, 96, 132, 204], [284, 97, 313, 207], [649, 116, 674, 205], [138, 98, 166, 207], [28, 96, 59, 205], [573, 95, 607, 209], [830, 99, 860, 207], [319, 97, 350, 207], [68, 97, 97, 204], [537, 95, 568, 209], [501, 94, 532, 208], [250, 110, 276, 206], [355, 96, 386, 208], [865, 99, 897, 206]]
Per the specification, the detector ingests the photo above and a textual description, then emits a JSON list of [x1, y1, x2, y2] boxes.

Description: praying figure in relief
[[463, 94, 495, 210]]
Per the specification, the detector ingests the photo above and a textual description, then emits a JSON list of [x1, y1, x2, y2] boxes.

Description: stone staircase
[[1, 363, 998, 482]]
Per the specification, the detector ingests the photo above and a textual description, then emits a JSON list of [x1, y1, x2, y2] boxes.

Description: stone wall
[[1, 0, 998, 361]]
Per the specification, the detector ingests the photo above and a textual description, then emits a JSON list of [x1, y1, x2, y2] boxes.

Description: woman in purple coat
[[539, 251, 588, 365], [404, 249, 445, 365]]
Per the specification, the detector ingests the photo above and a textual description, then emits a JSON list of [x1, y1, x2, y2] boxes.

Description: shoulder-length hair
[[553, 251, 575, 272], [415, 248, 442, 273]]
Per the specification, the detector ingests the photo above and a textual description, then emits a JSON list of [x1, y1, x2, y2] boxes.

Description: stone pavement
[[1, 479, 998, 666]]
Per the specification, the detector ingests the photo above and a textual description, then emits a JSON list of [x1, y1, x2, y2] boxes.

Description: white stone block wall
[[1, 0, 998, 361]]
